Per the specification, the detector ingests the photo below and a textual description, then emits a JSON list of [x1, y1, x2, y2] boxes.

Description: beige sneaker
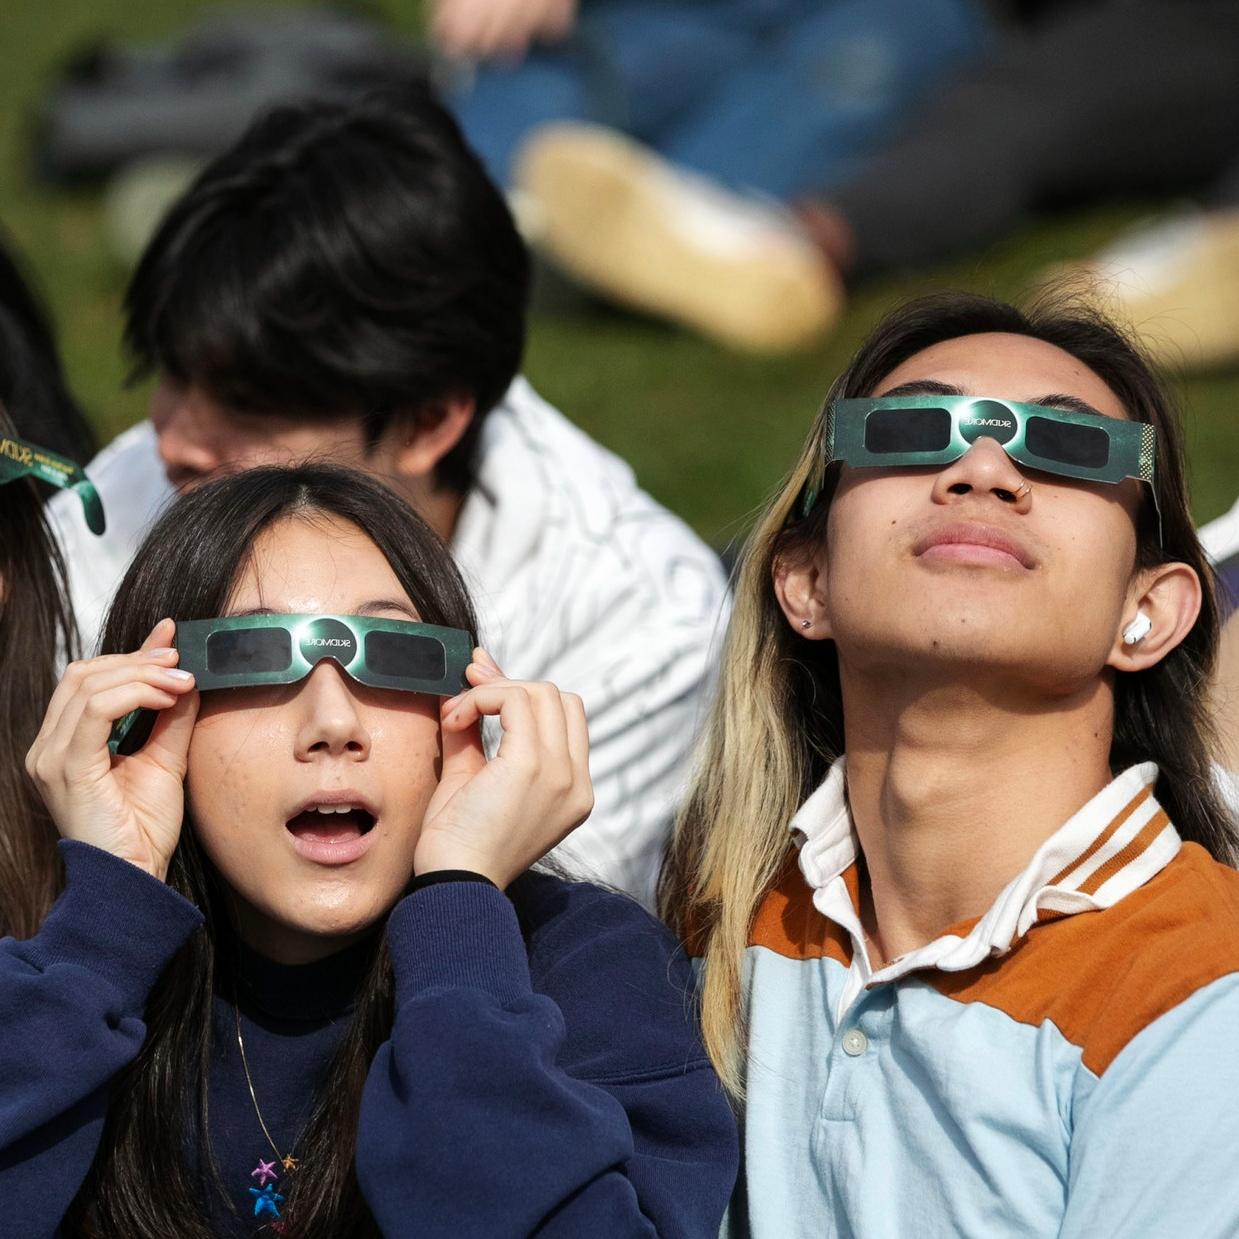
[[1039, 209, 1239, 370], [515, 123, 841, 354]]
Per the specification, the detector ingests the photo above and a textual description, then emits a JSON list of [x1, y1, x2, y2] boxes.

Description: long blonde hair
[[658, 293, 1231, 1097]]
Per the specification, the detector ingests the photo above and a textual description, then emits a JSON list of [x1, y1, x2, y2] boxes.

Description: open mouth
[[285, 804, 377, 844]]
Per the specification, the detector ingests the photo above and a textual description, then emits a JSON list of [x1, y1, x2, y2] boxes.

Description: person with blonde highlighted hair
[[661, 292, 1239, 1237]]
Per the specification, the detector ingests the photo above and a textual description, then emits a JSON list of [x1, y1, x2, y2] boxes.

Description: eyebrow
[[879, 380, 963, 398], [876, 381, 1109, 420], [226, 599, 420, 620], [1027, 392, 1109, 420], [356, 599, 420, 619]]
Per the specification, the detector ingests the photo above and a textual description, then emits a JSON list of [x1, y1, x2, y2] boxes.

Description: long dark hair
[[661, 291, 1233, 1095], [0, 229, 93, 938], [0, 405, 78, 939], [68, 465, 477, 1237]]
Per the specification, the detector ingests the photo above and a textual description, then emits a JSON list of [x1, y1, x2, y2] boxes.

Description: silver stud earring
[[1122, 612, 1153, 646], [800, 619, 812, 630]]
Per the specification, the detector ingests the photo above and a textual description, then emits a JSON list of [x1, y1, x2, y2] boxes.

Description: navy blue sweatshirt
[[200, 932, 378, 1233], [0, 841, 738, 1237]]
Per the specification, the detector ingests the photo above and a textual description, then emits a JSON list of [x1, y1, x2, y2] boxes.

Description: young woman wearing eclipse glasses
[[660, 293, 1239, 1237], [0, 465, 736, 1237]]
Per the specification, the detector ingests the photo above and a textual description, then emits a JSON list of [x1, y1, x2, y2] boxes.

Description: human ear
[[772, 548, 833, 641], [388, 396, 476, 481], [1106, 562, 1202, 673]]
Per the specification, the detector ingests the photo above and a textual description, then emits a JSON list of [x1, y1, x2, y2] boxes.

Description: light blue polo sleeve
[[1061, 973, 1239, 1238]]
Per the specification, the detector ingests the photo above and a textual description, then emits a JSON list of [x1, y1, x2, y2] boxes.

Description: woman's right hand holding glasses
[[26, 618, 199, 882]]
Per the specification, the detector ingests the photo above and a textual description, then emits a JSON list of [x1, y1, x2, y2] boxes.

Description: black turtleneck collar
[[224, 931, 380, 1023]]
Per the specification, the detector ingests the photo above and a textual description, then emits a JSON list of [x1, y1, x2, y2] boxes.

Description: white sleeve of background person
[[1059, 974, 1239, 1239], [1211, 763, 1239, 821], [452, 379, 731, 906], [45, 421, 177, 660], [1198, 494, 1239, 564]]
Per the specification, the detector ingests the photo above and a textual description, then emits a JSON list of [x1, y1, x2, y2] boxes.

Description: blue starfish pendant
[[250, 1182, 285, 1219]]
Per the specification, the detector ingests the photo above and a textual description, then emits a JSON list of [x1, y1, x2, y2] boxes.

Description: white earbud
[[1122, 611, 1153, 646]]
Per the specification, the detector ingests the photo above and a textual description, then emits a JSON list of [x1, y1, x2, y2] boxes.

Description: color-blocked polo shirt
[[729, 761, 1239, 1239]]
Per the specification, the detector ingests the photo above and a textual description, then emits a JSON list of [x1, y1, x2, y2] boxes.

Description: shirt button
[[842, 1028, 869, 1056]]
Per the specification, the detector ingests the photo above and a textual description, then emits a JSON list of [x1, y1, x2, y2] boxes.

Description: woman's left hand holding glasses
[[415, 649, 593, 889]]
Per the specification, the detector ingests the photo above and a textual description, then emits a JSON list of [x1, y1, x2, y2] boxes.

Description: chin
[[260, 885, 401, 945], [841, 620, 1028, 677], [294, 902, 392, 940]]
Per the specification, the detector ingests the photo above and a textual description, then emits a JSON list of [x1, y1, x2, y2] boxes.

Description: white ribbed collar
[[791, 758, 1179, 1016]]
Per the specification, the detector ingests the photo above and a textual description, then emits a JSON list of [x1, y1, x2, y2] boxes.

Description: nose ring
[[1014, 481, 1032, 502]]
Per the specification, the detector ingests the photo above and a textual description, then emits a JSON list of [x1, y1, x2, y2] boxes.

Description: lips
[[285, 792, 378, 865], [913, 520, 1035, 570]]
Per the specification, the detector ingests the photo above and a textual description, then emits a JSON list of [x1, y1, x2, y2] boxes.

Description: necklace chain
[[233, 991, 300, 1172]]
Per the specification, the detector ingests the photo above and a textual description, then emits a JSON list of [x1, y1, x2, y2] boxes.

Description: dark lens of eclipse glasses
[[864, 406, 953, 454], [364, 629, 447, 679], [1024, 416, 1111, 469], [206, 627, 293, 674]]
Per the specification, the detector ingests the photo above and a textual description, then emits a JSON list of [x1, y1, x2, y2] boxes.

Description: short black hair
[[124, 86, 530, 492]]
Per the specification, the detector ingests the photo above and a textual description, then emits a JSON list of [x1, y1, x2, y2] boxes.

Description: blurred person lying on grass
[[513, 0, 1239, 363], [434, 0, 991, 354]]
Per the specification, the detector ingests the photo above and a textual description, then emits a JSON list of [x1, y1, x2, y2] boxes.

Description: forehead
[[154, 378, 369, 447], [226, 514, 413, 615], [872, 332, 1129, 420]]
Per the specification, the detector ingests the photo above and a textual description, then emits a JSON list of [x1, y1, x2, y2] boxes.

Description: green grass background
[[5, 0, 1238, 549]]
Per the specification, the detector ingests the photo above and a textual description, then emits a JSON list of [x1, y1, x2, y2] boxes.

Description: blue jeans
[[450, 0, 991, 199]]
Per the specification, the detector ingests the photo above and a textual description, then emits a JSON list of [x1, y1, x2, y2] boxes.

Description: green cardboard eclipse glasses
[[0, 433, 106, 534], [801, 395, 1160, 536], [109, 613, 473, 754]]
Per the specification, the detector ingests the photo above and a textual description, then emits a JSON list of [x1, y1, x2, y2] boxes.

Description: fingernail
[[444, 692, 464, 709], [145, 648, 176, 659], [163, 668, 194, 682]]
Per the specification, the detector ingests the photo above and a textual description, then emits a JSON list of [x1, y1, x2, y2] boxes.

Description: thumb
[[142, 689, 200, 777], [140, 617, 176, 654]]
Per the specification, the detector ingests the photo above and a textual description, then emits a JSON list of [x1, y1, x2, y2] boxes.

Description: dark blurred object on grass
[[33, 6, 429, 185], [823, 0, 1239, 280]]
